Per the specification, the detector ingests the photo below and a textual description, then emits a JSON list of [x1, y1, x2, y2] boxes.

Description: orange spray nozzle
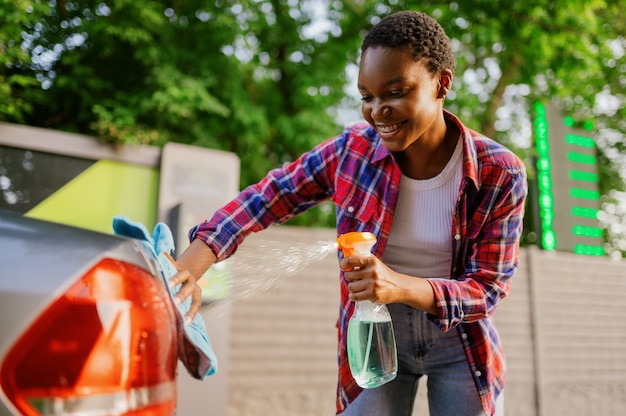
[[336, 232, 377, 257]]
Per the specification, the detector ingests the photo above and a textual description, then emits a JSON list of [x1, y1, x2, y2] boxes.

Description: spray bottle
[[336, 232, 397, 388]]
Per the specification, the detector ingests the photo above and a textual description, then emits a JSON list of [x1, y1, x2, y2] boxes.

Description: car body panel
[[0, 211, 173, 415]]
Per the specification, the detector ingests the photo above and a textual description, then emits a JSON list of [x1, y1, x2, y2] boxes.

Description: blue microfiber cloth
[[112, 215, 217, 380]]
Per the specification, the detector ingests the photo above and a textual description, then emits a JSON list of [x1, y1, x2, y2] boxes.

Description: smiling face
[[358, 46, 450, 154]]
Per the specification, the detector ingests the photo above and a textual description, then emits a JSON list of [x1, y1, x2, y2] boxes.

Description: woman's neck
[[394, 119, 460, 180]]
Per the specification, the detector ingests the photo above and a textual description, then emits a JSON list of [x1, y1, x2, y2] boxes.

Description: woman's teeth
[[378, 124, 399, 134]]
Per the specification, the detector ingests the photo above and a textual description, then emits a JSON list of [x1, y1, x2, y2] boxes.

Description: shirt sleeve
[[188, 135, 344, 262], [427, 163, 528, 331]]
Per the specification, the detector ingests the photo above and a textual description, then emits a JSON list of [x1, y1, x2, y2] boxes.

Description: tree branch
[[481, 54, 522, 139]]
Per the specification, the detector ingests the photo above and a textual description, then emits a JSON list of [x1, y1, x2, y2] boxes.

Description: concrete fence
[[3, 122, 622, 415], [177, 225, 626, 416]]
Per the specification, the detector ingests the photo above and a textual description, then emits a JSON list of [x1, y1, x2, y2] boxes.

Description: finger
[[340, 256, 371, 271], [168, 269, 193, 289], [162, 251, 183, 271], [344, 266, 369, 282], [172, 279, 196, 305], [340, 261, 360, 274], [349, 288, 368, 302], [184, 285, 203, 326], [347, 279, 368, 295]]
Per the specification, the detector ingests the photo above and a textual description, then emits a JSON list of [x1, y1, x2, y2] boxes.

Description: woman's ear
[[437, 70, 453, 99]]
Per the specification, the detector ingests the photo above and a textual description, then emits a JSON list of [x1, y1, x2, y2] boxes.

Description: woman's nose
[[369, 100, 390, 121]]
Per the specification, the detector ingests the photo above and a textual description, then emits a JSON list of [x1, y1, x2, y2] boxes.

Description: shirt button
[[347, 206, 355, 213], [475, 370, 482, 377], [461, 333, 468, 340], [454, 233, 461, 241]]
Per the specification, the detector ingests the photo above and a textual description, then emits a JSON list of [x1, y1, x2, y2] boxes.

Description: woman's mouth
[[376, 122, 403, 135]]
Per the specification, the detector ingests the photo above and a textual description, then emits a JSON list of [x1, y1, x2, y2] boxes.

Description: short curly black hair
[[361, 10, 456, 75]]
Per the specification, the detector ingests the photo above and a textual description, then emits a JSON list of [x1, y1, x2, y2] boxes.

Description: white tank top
[[381, 137, 463, 279]]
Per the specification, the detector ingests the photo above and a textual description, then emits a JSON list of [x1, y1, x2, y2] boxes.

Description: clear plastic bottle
[[336, 232, 398, 388]]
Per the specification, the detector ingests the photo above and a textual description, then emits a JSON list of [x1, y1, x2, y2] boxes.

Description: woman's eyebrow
[[357, 77, 408, 91]]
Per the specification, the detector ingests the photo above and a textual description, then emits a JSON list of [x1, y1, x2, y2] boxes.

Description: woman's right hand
[[165, 239, 218, 325]]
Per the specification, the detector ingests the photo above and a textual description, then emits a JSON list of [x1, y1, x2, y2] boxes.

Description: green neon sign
[[534, 102, 557, 251], [543, 230, 557, 251], [573, 244, 605, 256], [570, 188, 600, 201], [572, 225, 603, 238], [534, 102, 603, 256], [571, 206, 599, 219], [569, 170, 598, 182], [565, 134, 595, 148], [567, 151, 597, 165]]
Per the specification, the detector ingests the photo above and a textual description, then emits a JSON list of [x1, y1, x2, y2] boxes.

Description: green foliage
[[0, 0, 51, 121], [1, 0, 625, 249]]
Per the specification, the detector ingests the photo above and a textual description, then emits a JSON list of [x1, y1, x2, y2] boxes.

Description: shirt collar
[[443, 109, 480, 190], [367, 110, 481, 190]]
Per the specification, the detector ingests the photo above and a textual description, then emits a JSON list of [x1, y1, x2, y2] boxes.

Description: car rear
[[0, 212, 178, 415]]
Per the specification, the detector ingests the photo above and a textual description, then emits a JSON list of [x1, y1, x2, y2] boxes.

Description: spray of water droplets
[[224, 239, 338, 301]]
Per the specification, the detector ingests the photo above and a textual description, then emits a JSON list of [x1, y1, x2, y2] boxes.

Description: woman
[[170, 10, 527, 416]]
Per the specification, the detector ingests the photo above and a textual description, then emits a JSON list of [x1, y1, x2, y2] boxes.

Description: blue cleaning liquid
[[347, 318, 397, 388], [337, 233, 397, 388]]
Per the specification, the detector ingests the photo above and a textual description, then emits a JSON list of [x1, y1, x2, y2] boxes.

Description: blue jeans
[[341, 303, 504, 416]]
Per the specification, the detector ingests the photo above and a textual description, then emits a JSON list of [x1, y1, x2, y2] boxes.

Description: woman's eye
[[389, 89, 408, 98], [360, 95, 373, 102]]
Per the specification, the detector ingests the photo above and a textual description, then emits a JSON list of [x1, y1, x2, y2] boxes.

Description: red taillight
[[0, 258, 178, 415]]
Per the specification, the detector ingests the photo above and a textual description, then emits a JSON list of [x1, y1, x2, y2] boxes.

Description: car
[[0, 211, 179, 415]]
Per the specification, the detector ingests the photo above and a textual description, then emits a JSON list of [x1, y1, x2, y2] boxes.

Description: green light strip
[[570, 188, 600, 200], [572, 225, 603, 238], [565, 134, 595, 148], [571, 206, 599, 219], [535, 101, 547, 117], [537, 171, 553, 191], [573, 244, 605, 256], [534, 102, 556, 251], [567, 151, 597, 165], [569, 169, 598, 182]]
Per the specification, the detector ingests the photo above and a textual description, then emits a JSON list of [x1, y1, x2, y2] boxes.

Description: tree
[[0, 0, 366, 226], [0, 0, 51, 121], [1, 0, 625, 254]]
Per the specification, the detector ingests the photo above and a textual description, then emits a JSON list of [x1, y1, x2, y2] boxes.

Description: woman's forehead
[[358, 47, 431, 82]]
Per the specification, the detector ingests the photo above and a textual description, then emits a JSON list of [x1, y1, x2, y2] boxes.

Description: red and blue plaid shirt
[[190, 110, 527, 415]]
